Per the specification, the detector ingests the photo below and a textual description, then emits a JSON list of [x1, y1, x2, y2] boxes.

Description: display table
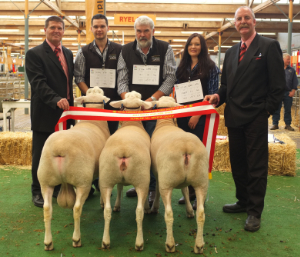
[[1, 99, 30, 132]]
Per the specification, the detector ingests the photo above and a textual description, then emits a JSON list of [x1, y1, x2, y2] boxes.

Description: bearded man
[[117, 15, 176, 206]]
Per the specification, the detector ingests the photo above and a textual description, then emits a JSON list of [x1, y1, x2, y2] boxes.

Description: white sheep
[[37, 86, 110, 250], [150, 96, 209, 254], [99, 91, 152, 251]]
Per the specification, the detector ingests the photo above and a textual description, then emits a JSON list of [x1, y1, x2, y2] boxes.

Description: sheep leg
[[113, 184, 123, 212], [100, 194, 104, 209], [72, 186, 89, 248], [160, 188, 175, 253], [102, 187, 113, 249], [182, 187, 194, 218], [193, 187, 206, 254], [135, 187, 147, 251], [42, 186, 54, 251], [150, 181, 160, 213]]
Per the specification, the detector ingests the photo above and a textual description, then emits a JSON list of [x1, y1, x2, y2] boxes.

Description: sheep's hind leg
[[42, 186, 54, 251], [102, 187, 113, 249], [150, 181, 160, 214], [72, 186, 89, 248], [135, 187, 147, 251], [193, 187, 205, 254], [160, 188, 175, 253], [182, 186, 194, 218], [113, 184, 123, 212]]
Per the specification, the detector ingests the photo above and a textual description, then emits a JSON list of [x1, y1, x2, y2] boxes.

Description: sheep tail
[[57, 183, 76, 209]]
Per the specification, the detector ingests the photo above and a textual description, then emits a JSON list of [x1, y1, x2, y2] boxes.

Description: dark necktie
[[239, 43, 247, 64], [54, 47, 63, 68]]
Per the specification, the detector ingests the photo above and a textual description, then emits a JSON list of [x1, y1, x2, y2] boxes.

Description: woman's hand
[[188, 115, 201, 129]]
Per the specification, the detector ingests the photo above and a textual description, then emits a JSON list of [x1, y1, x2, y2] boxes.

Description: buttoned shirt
[[117, 43, 177, 96], [74, 39, 110, 84], [46, 38, 70, 99], [285, 65, 298, 91]]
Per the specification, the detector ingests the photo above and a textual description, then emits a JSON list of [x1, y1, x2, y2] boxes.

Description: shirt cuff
[[213, 93, 220, 107], [75, 77, 85, 84]]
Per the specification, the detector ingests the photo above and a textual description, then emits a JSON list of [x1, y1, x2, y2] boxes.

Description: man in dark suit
[[25, 16, 74, 208], [204, 6, 285, 232]]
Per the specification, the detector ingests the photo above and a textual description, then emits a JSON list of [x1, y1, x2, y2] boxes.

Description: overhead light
[[29, 37, 43, 40], [157, 18, 223, 22], [109, 30, 118, 33], [63, 38, 77, 40], [0, 29, 19, 32], [170, 44, 183, 47], [181, 31, 203, 34], [72, 43, 86, 45], [173, 39, 187, 42], [0, 37, 8, 40], [232, 40, 240, 43], [221, 46, 232, 48], [155, 31, 161, 33], [13, 43, 24, 45], [259, 32, 276, 35], [208, 49, 214, 52]]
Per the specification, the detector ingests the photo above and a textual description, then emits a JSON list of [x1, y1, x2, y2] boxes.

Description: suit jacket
[[25, 40, 74, 132], [218, 34, 285, 128]]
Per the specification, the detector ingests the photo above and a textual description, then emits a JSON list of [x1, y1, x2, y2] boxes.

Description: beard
[[136, 36, 152, 49]]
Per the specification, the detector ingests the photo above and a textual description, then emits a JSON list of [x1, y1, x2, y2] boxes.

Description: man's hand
[[188, 115, 201, 130], [289, 89, 296, 98], [57, 98, 70, 110], [204, 94, 219, 107]]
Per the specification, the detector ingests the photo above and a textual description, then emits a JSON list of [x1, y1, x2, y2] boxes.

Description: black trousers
[[227, 111, 268, 218]]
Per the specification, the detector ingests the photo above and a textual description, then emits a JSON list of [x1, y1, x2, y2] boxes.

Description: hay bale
[[268, 134, 296, 176], [217, 115, 227, 136], [215, 104, 225, 115], [212, 139, 231, 172], [212, 133, 296, 176], [0, 132, 32, 165]]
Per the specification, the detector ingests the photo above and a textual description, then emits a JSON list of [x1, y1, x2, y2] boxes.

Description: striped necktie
[[54, 47, 63, 68], [238, 43, 247, 64]]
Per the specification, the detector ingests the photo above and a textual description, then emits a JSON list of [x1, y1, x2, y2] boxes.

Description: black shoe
[[223, 203, 246, 213], [148, 190, 156, 207], [178, 186, 196, 204], [126, 187, 137, 197], [270, 125, 279, 130], [285, 125, 295, 131], [244, 215, 261, 232], [32, 194, 44, 208], [52, 190, 59, 198]]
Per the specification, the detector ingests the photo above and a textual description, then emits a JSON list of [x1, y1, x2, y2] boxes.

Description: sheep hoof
[[135, 243, 144, 251], [165, 243, 175, 253], [113, 206, 120, 212], [44, 241, 54, 251], [72, 238, 82, 248], [194, 245, 204, 254], [102, 242, 110, 249], [187, 212, 194, 218]]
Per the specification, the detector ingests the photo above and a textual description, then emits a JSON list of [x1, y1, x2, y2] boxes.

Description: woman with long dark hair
[[176, 33, 219, 209]]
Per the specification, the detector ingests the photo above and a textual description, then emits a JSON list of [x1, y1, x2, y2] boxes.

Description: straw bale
[[212, 134, 296, 176], [212, 139, 231, 172], [268, 134, 296, 176], [0, 132, 32, 165], [215, 104, 226, 115], [217, 115, 227, 136]]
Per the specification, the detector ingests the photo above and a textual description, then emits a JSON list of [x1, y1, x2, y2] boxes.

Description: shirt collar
[[136, 39, 153, 54], [92, 38, 110, 49], [46, 38, 62, 52], [241, 32, 256, 49]]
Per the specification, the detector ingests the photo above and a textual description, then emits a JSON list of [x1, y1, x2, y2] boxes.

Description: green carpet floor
[[0, 152, 300, 257]]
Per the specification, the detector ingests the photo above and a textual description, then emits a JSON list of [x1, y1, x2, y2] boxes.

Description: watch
[[151, 96, 157, 101]]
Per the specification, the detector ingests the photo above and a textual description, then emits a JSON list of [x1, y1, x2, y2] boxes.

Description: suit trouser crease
[[227, 111, 268, 218]]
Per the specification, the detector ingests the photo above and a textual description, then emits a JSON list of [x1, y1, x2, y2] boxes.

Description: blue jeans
[[142, 120, 157, 191], [272, 91, 293, 126]]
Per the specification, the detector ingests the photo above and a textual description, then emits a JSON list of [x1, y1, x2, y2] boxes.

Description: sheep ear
[[103, 97, 110, 105], [140, 100, 153, 110], [74, 96, 86, 103], [175, 103, 182, 106], [109, 100, 123, 108]]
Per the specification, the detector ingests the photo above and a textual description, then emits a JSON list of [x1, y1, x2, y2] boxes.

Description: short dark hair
[[91, 14, 108, 26], [45, 16, 64, 29]]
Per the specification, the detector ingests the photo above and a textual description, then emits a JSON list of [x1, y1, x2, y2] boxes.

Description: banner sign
[[55, 102, 219, 176], [114, 14, 156, 25]]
